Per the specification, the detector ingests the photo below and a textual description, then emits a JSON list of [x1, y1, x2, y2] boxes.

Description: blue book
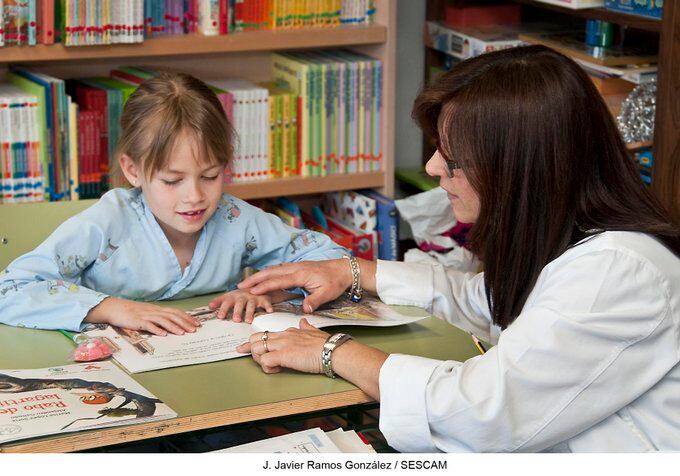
[[359, 189, 399, 261]]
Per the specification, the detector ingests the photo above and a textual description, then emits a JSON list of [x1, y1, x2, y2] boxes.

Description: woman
[[233, 46, 680, 452]]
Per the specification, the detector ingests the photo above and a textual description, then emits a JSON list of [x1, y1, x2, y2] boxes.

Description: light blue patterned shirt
[[0, 188, 348, 331]]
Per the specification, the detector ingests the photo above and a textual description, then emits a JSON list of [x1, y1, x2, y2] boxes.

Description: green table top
[[0, 294, 479, 451]]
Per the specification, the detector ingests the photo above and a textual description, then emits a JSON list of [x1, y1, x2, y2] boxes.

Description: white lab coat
[[376, 231, 680, 452]]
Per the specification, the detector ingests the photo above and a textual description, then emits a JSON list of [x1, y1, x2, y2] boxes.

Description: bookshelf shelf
[[228, 172, 385, 200], [511, 0, 662, 32], [0, 25, 387, 63]]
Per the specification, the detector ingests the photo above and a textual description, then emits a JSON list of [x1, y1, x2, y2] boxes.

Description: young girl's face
[[425, 149, 480, 224], [127, 130, 225, 243]]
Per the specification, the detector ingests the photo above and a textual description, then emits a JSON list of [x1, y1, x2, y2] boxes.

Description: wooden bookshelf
[[0, 25, 387, 63], [424, 0, 679, 219], [227, 172, 385, 200], [511, 0, 662, 32], [0, 0, 396, 200]]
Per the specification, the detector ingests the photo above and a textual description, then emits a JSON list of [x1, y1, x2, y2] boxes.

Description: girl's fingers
[[244, 300, 256, 323], [141, 320, 168, 337], [150, 315, 186, 336], [263, 300, 273, 313], [217, 296, 235, 319], [166, 312, 199, 333], [232, 299, 246, 323], [208, 295, 225, 310]]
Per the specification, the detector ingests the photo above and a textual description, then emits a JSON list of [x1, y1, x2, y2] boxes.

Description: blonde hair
[[115, 72, 233, 180]]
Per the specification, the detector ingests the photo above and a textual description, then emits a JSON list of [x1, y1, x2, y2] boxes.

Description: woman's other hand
[[236, 319, 329, 374], [237, 259, 352, 313]]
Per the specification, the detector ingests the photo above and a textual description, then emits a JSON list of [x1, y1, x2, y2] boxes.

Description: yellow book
[[272, 54, 310, 177], [281, 93, 290, 177], [68, 99, 79, 201], [357, 59, 366, 173]]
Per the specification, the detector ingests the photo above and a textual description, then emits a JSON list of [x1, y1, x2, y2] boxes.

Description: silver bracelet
[[342, 255, 363, 302], [321, 332, 353, 378]]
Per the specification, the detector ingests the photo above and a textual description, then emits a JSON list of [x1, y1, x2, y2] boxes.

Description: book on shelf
[[604, 0, 663, 19], [0, 49, 382, 203], [322, 190, 398, 261], [0, 361, 176, 444], [531, 0, 604, 8], [216, 427, 376, 453], [272, 50, 383, 178], [519, 31, 658, 66], [573, 58, 657, 84], [0, 0, 376, 48], [82, 295, 426, 373], [426, 21, 525, 60]]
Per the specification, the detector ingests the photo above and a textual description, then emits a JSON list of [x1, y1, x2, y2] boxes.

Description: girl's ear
[[119, 154, 141, 187]]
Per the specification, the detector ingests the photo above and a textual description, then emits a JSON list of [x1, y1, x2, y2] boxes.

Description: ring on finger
[[262, 330, 270, 353]]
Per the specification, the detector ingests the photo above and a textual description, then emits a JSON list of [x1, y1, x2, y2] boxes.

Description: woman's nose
[[425, 151, 444, 178]]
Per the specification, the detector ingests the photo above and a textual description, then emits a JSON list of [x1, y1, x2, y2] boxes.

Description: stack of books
[[252, 190, 398, 261], [0, 0, 377, 48], [273, 50, 383, 178], [216, 427, 376, 453], [0, 50, 383, 203]]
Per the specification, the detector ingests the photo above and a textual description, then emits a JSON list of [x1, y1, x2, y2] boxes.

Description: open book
[[215, 427, 376, 453], [0, 362, 176, 444], [83, 296, 426, 373]]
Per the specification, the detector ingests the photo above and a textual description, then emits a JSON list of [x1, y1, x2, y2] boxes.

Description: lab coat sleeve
[[376, 259, 495, 343], [378, 249, 677, 452]]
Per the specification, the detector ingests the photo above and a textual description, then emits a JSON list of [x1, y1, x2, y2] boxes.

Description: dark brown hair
[[115, 72, 233, 180], [413, 45, 680, 329]]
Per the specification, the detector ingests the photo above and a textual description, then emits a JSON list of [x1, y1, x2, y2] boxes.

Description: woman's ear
[[118, 154, 141, 187]]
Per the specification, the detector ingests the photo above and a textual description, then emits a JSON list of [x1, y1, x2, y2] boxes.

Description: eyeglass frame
[[436, 140, 461, 178]]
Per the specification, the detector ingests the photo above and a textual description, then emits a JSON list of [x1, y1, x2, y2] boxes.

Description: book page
[[0, 362, 175, 444], [84, 311, 254, 373], [251, 295, 427, 333], [82, 297, 426, 373], [216, 427, 340, 453]]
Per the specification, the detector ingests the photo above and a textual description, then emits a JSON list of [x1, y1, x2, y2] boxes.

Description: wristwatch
[[321, 332, 353, 378]]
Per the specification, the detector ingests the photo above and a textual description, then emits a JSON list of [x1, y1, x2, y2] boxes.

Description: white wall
[[395, 0, 426, 169]]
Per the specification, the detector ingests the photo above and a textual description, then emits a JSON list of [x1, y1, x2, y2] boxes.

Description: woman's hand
[[236, 319, 330, 374], [208, 289, 274, 323], [85, 297, 200, 336], [238, 259, 352, 313]]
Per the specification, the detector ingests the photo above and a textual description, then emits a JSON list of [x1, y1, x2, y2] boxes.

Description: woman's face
[[425, 150, 480, 224]]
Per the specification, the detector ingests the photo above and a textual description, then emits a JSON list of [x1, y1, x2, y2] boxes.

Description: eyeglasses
[[436, 140, 460, 178]]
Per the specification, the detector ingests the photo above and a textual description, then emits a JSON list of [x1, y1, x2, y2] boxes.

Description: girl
[[236, 46, 680, 452], [0, 72, 348, 335]]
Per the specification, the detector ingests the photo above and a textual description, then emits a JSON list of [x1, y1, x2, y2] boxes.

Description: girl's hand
[[86, 297, 200, 336], [237, 259, 351, 313], [208, 289, 274, 323], [236, 319, 329, 374]]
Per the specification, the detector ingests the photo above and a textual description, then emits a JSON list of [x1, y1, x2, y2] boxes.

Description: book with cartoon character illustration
[[0, 362, 176, 444], [83, 296, 427, 373]]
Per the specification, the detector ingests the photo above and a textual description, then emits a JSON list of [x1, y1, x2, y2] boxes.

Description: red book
[[325, 216, 376, 261], [219, 0, 228, 34], [74, 84, 109, 191], [301, 212, 354, 251], [110, 69, 145, 86], [36, 0, 55, 44], [445, 4, 521, 29]]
